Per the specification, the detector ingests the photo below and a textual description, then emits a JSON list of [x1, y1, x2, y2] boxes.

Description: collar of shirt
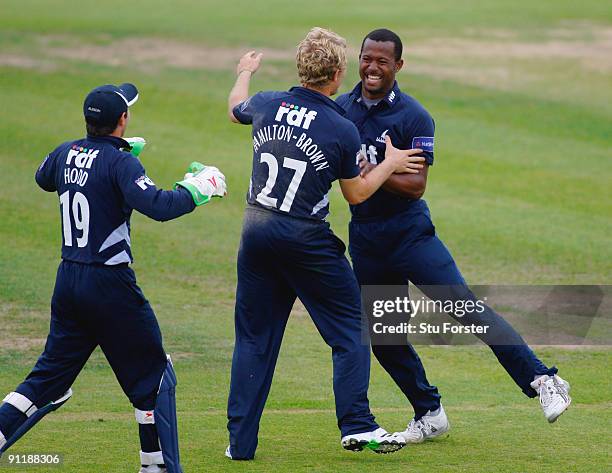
[[86, 135, 131, 150], [348, 81, 401, 108], [289, 86, 347, 116]]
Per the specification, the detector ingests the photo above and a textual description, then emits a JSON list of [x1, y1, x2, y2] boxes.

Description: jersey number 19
[[59, 190, 90, 247]]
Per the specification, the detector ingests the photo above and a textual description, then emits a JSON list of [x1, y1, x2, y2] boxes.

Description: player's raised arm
[[228, 51, 263, 123], [340, 135, 425, 205]]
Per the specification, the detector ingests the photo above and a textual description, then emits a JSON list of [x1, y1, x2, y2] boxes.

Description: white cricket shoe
[[224, 445, 232, 459], [399, 405, 450, 444], [341, 427, 406, 454], [138, 466, 166, 473], [138, 451, 166, 473], [530, 374, 571, 423]]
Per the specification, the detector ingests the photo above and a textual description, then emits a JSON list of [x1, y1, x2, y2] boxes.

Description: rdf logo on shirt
[[274, 102, 317, 129]]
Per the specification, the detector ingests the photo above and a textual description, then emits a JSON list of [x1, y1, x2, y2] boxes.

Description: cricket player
[[225, 28, 426, 460], [336, 29, 572, 442], [0, 83, 227, 473]]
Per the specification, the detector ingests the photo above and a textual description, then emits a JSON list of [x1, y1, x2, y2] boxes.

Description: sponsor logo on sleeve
[[412, 136, 434, 152], [135, 175, 155, 190]]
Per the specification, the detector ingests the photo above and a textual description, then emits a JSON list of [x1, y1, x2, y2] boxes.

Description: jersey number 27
[[256, 152, 306, 212]]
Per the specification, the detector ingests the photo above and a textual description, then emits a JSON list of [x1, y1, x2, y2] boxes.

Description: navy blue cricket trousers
[[349, 206, 557, 419], [227, 206, 378, 460], [0, 261, 167, 438]]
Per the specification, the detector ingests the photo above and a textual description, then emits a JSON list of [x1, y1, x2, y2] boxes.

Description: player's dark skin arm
[[361, 161, 428, 199], [382, 164, 428, 199]]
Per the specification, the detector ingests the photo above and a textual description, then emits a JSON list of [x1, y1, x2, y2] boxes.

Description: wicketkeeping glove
[[174, 161, 227, 206], [124, 137, 147, 157]]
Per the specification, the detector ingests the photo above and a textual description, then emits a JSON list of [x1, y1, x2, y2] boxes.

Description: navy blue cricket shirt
[[35, 135, 195, 265], [233, 86, 361, 220], [337, 81, 435, 221]]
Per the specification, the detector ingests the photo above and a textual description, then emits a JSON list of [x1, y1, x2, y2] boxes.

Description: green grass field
[[0, 1, 610, 472]]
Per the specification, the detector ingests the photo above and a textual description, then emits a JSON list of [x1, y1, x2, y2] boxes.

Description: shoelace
[[541, 383, 555, 407], [553, 378, 570, 402], [540, 378, 567, 407], [420, 418, 435, 434], [407, 419, 420, 433], [408, 417, 434, 435]]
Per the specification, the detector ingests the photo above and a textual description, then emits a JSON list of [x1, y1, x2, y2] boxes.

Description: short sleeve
[[35, 149, 58, 192], [340, 124, 362, 180], [232, 91, 268, 125], [408, 113, 435, 166]]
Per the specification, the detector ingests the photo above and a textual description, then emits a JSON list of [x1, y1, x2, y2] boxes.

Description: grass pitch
[[0, 1, 610, 472]]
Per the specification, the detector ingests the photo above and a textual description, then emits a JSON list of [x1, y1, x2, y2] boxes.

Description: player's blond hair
[[296, 27, 347, 87]]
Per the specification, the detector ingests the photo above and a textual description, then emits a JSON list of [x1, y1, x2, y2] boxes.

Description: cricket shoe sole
[[341, 428, 406, 454]]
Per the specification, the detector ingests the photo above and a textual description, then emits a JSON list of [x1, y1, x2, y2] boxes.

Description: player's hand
[[237, 51, 263, 76], [358, 154, 376, 177], [384, 135, 425, 174], [175, 162, 227, 206]]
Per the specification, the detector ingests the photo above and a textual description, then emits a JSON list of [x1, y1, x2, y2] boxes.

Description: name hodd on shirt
[[35, 135, 194, 266], [233, 87, 362, 220]]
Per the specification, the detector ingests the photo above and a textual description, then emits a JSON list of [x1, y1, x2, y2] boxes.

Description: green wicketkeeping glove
[[186, 161, 206, 175], [175, 161, 227, 206], [124, 137, 147, 157]]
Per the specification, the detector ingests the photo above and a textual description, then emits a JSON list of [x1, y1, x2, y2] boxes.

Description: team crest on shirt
[[412, 136, 434, 152], [375, 129, 389, 144]]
